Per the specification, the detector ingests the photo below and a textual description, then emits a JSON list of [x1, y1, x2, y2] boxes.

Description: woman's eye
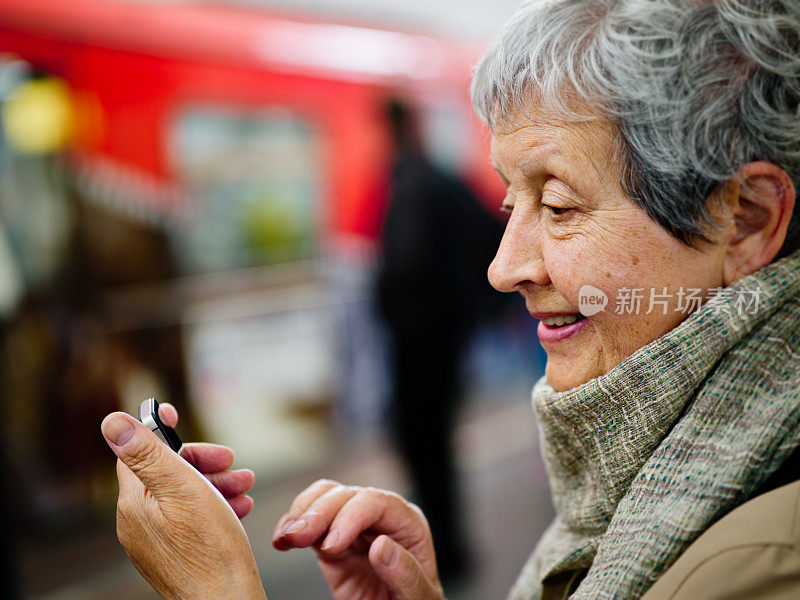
[[543, 204, 568, 216]]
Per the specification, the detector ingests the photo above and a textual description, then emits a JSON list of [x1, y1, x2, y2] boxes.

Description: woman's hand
[[101, 410, 267, 600], [273, 479, 445, 600], [158, 403, 255, 519]]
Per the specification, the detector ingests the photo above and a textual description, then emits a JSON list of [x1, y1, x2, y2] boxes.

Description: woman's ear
[[720, 161, 795, 286]]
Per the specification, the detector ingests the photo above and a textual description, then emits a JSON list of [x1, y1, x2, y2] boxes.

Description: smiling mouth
[[540, 314, 586, 328]]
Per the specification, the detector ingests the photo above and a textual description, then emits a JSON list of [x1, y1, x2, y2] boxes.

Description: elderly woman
[[100, 0, 800, 598]]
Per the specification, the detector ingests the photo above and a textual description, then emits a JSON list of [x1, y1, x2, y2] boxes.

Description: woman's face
[[489, 104, 729, 392]]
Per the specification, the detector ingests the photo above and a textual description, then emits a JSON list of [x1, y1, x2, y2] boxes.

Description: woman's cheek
[[545, 242, 592, 283], [546, 220, 656, 311], [547, 248, 624, 308]]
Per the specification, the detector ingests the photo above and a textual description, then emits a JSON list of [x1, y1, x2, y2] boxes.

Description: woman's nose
[[487, 216, 550, 293]]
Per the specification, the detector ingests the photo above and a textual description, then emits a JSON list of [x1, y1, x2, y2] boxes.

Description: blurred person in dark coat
[[376, 99, 506, 581]]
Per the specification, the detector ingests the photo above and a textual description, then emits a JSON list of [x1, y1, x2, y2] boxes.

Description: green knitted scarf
[[508, 249, 800, 600]]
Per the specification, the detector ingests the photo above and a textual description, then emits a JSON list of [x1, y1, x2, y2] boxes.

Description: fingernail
[[285, 519, 308, 534], [276, 518, 295, 539], [321, 529, 339, 550], [103, 415, 135, 447], [380, 537, 398, 567]]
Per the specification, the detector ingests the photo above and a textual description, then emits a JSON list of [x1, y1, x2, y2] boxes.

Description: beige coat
[[540, 480, 800, 600]]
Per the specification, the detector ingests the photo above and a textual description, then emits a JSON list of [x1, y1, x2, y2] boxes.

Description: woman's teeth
[[541, 315, 583, 327]]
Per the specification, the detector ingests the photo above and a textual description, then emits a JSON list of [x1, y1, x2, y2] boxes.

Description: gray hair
[[471, 0, 800, 257]]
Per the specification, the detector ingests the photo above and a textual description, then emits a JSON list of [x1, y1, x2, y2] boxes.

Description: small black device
[[138, 398, 182, 452]]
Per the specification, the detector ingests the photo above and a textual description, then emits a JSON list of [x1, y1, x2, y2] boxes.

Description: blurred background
[[0, 0, 554, 598]]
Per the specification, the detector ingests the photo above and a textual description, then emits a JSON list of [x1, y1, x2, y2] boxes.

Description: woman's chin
[[545, 359, 595, 392]]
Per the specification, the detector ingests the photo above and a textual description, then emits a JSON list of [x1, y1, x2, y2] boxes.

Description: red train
[[0, 0, 502, 248]]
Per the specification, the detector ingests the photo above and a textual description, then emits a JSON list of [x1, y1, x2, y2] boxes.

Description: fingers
[[287, 479, 342, 517], [101, 412, 191, 498], [179, 444, 253, 519], [369, 535, 444, 600], [158, 403, 179, 428], [180, 443, 235, 473], [228, 495, 254, 519], [273, 482, 429, 559], [273, 481, 358, 551], [205, 469, 255, 498], [273, 481, 443, 598], [315, 488, 425, 555], [273, 478, 340, 542]]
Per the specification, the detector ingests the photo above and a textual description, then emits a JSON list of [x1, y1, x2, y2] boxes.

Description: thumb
[[101, 411, 184, 498], [369, 535, 444, 600]]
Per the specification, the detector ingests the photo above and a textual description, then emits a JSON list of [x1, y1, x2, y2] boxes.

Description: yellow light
[[3, 77, 73, 155]]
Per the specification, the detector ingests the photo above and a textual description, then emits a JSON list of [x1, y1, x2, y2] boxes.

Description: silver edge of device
[[138, 398, 158, 431], [138, 397, 175, 449]]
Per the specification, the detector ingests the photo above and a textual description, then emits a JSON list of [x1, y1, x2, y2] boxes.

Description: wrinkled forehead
[[488, 99, 621, 180], [488, 85, 600, 133]]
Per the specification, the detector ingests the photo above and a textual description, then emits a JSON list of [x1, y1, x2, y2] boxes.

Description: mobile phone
[[138, 398, 182, 452]]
